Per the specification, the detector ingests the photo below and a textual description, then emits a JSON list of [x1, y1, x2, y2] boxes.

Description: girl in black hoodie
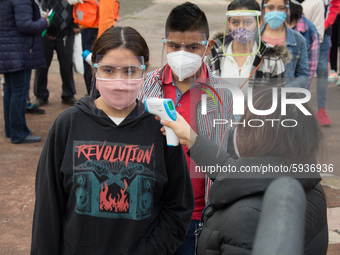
[[30, 26, 194, 255]]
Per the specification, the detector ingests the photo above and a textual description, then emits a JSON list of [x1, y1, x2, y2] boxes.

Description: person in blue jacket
[[0, 0, 48, 143], [260, 0, 310, 88]]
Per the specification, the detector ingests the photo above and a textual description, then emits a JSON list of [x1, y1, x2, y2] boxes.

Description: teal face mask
[[264, 11, 287, 30]]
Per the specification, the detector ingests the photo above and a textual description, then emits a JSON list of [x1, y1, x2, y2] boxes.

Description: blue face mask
[[264, 11, 287, 30]]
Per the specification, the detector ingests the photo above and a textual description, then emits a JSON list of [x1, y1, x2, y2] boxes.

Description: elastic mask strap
[[200, 42, 208, 60]]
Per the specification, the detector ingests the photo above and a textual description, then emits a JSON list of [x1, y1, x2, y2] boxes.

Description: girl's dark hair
[[290, 2, 303, 23], [165, 2, 209, 39], [228, 0, 261, 12], [91, 26, 149, 68], [236, 87, 322, 164]]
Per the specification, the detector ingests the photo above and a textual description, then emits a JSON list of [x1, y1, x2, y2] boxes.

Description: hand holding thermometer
[[144, 98, 179, 146]]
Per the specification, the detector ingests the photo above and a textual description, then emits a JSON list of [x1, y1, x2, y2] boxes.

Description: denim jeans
[[3, 70, 31, 143], [174, 219, 199, 255], [317, 35, 331, 110]]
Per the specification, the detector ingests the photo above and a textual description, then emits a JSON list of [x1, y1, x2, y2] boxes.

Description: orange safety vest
[[73, 0, 100, 28], [73, 0, 119, 36], [98, 0, 119, 37]]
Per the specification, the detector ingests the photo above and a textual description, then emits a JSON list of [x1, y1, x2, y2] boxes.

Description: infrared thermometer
[[144, 98, 179, 146]]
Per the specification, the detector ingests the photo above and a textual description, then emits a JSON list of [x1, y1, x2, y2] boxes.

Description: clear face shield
[[223, 10, 262, 57], [262, 0, 291, 27], [161, 32, 208, 82], [90, 55, 146, 118]]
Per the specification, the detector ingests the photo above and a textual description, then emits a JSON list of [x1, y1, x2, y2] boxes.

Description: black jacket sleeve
[[30, 121, 66, 255], [145, 144, 194, 255]]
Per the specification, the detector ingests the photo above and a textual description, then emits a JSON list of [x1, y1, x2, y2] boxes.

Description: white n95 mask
[[167, 51, 203, 81]]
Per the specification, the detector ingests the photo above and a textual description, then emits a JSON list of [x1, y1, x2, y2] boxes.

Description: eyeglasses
[[263, 4, 289, 12], [94, 64, 145, 79], [163, 39, 207, 54]]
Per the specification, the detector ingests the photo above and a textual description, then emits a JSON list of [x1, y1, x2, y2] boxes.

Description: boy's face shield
[[161, 32, 208, 67], [163, 32, 208, 54], [90, 55, 146, 118], [223, 10, 262, 57], [161, 32, 208, 82]]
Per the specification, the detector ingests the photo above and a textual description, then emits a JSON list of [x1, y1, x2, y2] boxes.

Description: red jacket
[[325, 0, 340, 30]]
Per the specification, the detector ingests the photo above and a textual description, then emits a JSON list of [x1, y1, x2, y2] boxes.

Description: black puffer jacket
[[190, 135, 328, 255], [0, 0, 47, 73]]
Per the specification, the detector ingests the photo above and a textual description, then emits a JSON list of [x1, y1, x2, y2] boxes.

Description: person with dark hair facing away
[[206, 0, 289, 93], [288, 0, 320, 90], [139, 2, 234, 254], [30, 26, 194, 255], [159, 87, 328, 255], [261, 0, 310, 88]]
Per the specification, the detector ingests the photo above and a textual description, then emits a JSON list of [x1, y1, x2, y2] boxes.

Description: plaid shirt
[[205, 36, 286, 88], [294, 15, 320, 90], [139, 65, 234, 150], [138, 65, 234, 204]]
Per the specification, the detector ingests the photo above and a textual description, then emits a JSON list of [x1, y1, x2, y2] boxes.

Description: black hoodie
[[31, 95, 194, 255], [190, 136, 328, 255]]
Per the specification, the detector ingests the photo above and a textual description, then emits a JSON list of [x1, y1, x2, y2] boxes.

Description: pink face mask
[[96, 78, 144, 110]]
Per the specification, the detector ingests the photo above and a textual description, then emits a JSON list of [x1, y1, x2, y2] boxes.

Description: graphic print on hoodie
[[73, 140, 155, 220]]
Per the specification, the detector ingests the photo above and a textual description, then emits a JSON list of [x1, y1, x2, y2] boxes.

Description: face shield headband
[[223, 10, 262, 57]]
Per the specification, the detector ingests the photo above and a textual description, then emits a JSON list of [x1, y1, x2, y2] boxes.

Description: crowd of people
[[0, 0, 338, 254]]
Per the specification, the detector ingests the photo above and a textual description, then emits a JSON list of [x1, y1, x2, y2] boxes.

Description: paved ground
[[0, 0, 340, 254]]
